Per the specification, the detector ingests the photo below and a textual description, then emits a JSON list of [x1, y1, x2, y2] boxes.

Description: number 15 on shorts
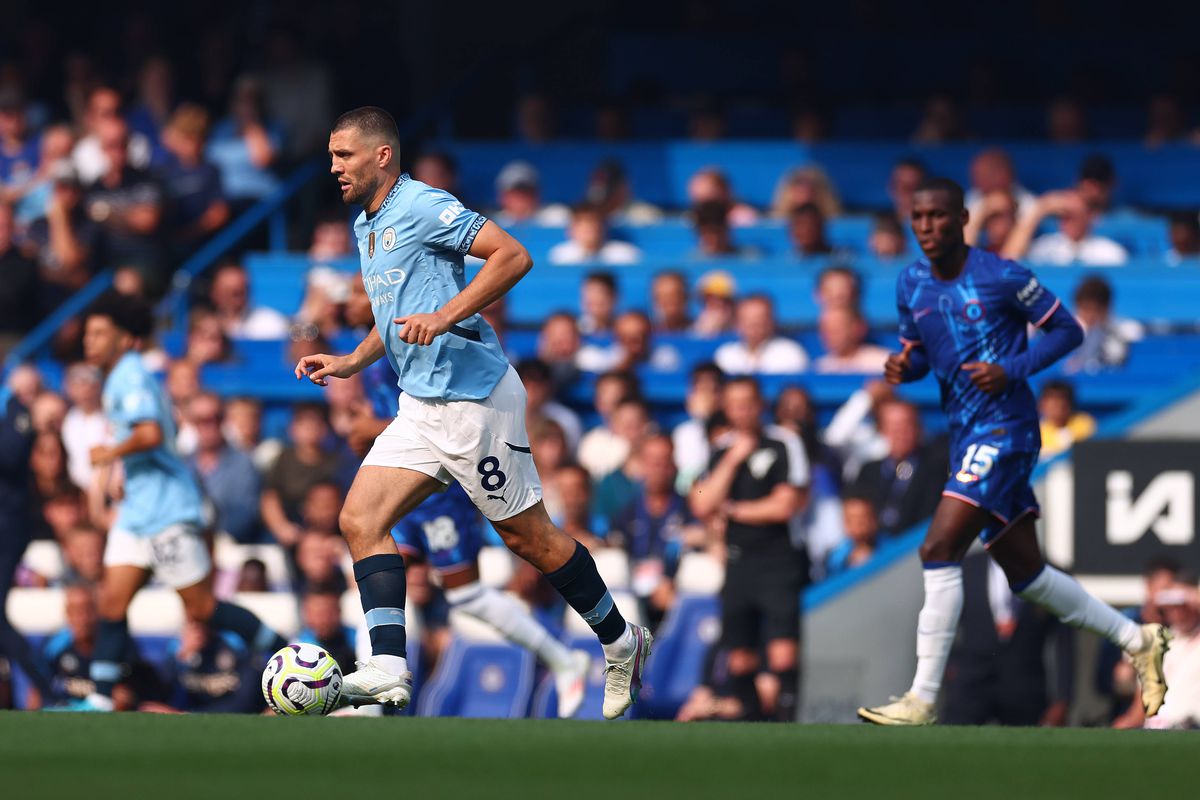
[[955, 443, 998, 484]]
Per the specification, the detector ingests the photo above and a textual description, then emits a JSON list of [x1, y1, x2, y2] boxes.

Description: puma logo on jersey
[[487, 494, 506, 502]]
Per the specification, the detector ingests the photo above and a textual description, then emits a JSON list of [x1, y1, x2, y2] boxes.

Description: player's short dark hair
[[1039, 379, 1076, 406], [86, 291, 154, 339], [914, 177, 965, 211], [583, 270, 617, 294], [1074, 275, 1113, 309], [331, 106, 400, 146]]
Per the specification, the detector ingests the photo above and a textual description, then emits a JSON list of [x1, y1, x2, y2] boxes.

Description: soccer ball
[[261, 643, 343, 716]]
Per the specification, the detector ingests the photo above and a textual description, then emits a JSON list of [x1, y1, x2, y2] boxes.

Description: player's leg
[[86, 562, 149, 710], [440, 563, 591, 718], [988, 514, 1170, 715], [338, 464, 441, 706], [858, 494, 990, 725], [175, 580, 286, 654], [429, 367, 649, 718], [490, 503, 650, 719]]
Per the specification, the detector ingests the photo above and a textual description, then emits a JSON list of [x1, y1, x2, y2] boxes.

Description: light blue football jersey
[[102, 352, 204, 535], [354, 174, 509, 401]]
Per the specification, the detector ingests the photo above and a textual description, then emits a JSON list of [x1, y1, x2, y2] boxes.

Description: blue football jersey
[[102, 352, 204, 535], [354, 174, 509, 401], [896, 248, 1062, 454], [391, 482, 484, 572]]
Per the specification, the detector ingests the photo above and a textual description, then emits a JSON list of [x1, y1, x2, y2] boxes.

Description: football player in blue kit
[[858, 178, 1170, 725], [70, 293, 286, 712], [296, 107, 649, 718], [343, 274, 590, 718]]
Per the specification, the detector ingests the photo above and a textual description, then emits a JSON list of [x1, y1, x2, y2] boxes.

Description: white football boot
[[339, 658, 413, 709], [857, 692, 937, 726], [1130, 623, 1172, 717], [602, 625, 653, 720], [554, 649, 592, 719]]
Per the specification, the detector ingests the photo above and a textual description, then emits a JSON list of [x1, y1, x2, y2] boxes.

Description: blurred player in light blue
[[71, 293, 285, 711], [342, 276, 590, 717], [297, 108, 648, 718], [857, 179, 1169, 726]]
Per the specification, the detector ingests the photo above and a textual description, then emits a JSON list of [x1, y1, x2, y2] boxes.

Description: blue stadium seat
[[635, 594, 722, 720], [415, 638, 536, 718], [529, 635, 607, 720]]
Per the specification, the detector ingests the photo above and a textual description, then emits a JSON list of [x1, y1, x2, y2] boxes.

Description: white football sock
[[1017, 565, 1143, 652], [446, 582, 576, 673], [371, 654, 408, 675], [602, 623, 636, 662], [909, 565, 964, 705]]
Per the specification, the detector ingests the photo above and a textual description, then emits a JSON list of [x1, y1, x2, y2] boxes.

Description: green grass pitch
[[2, 712, 1192, 799]]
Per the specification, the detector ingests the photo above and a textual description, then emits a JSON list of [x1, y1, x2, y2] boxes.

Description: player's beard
[[344, 175, 378, 207]]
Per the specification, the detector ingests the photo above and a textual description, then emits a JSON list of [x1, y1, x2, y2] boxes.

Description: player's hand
[[294, 353, 356, 386], [884, 341, 917, 385], [393, 311, 451, 346], [89, 445, 116, 466], [961, 361, 1008, 395]]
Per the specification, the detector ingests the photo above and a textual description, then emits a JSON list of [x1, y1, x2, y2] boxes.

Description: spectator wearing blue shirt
[[608, 435, 702, 630], [206, 77, 281, 208], [186, 392, 263, 544], [0, 90, 39, 187], [160, 104, 229, 251], [825, 494, 881, 577], [162, 620, 264, 714]]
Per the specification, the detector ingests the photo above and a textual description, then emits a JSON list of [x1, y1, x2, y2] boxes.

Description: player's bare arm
[[688, 433, 758, 518], [89, 420, 163, 465], [295, 325, 386, 386], [393, 221, 532, 346]]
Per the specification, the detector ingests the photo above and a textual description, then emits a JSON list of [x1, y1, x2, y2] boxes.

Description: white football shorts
[[362, 365, 543, 521], [104, 522, 212, 589]]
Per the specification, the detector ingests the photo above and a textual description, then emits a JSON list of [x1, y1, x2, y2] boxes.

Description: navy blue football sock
[[544, 541, 628, 645], [90, 618, 131, 699], [211, 601, 287, 653], [353, 554, 407, 658]]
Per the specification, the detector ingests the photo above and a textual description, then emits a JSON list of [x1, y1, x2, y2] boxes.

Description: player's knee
[[918, 538, 955, 564], [338, 505, 375, 545]]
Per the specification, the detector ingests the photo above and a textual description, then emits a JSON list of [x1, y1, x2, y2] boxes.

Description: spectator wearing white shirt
[[577, 371, 640, 480], [1143, 576, 1200, 730], [715, 295, 808, 375], [672, 362, 724, 492], [208, 260, 290, 339], [70, 86, 153, 186], [814, 306, 889, 374], [548, 203, 641, 265], [1004, 190, 1128, 267], [60, 363, 108, 491]]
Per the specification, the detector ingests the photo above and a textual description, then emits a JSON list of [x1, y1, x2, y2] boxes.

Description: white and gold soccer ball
[[261, 643, 343, 716]]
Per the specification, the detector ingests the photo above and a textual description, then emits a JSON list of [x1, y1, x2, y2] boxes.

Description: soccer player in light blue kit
[[74, 294, 286, 711], [297, 107, 650, 718], [858, 179, 1170, 725]]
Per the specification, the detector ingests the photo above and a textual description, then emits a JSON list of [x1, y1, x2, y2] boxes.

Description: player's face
[[82, 315, 129, 371], [911, 190, 967, 261], [328, 129, 382, 207]]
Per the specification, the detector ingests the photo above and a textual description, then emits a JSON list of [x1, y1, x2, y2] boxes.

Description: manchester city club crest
[[381, 227, 397, 251]]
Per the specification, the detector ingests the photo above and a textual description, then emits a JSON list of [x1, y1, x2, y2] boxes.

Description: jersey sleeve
[[409, 187, 489, 255], [895, 271, 921, 345], [112, 375, 159, 427], [1001, 260, 1061, 328]]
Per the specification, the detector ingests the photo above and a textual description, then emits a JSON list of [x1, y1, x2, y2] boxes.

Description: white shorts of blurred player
[[362, 364, 543, 522], [104, 523, 211, 589]]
